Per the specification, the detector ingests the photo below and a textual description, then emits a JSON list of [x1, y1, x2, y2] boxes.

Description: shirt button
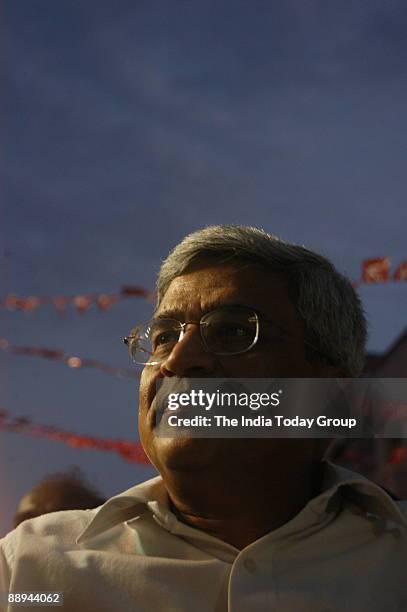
[[243, 557, 257, 574]]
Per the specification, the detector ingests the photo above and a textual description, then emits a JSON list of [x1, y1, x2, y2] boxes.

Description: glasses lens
[[126, 325, 151, 364], [127, 320, 181, 364], [202, 307, 258, 355]]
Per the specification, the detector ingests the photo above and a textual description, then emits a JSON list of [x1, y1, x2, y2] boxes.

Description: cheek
[[139, 371, 149, 410], [138, 373, 152, 440], [139, 372, 152, 424], [138, 366, 161, 426]]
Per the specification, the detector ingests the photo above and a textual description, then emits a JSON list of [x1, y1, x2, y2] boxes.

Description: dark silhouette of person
[[13, 468, 106, 528]]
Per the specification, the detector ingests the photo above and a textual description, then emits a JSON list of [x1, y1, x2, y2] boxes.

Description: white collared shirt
[[1, 461, 406, 611]]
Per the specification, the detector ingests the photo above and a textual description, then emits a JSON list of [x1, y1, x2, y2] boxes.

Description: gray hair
[[157, 225, 367, 376]]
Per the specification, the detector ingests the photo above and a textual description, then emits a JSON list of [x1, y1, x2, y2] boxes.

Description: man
[[1, 225, 406, 611], [13, 468, 106, 528]]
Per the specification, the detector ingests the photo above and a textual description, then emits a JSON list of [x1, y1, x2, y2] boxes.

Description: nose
[[159, 324, 216, 377]]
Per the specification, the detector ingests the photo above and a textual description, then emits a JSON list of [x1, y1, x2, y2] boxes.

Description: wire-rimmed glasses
[[123, 303, 332, 367], [123, 305, 266, 366]]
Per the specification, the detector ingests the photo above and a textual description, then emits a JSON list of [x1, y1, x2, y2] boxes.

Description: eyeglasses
[[123, 304, 299, 366]]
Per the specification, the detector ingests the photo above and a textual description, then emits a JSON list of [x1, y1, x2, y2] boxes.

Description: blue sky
[[1, 0, 406, 534]]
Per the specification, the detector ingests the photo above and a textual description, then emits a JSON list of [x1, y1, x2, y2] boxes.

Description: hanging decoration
[[0, 410, 150, 465], [0, 339, 139, 380], [2, 258, 405, 314]]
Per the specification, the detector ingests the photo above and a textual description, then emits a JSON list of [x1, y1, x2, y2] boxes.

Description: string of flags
[[1, 257, 405, 314], [0, 410, 150, 465], [1, 409, 405, 466], [353, 257, 407, 288], [0, 339, 139, 380], [0, 285, 156, 313]]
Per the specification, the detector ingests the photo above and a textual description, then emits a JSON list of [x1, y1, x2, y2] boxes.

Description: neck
[[163, 461, 324, 550]]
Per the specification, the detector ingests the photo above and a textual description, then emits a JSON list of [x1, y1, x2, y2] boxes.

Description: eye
[[152, 329, 179, 348], [215, 323, 252, 337]]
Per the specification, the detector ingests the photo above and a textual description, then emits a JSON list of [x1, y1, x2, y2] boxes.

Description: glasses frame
[[123, 305, 262, 366], [123, 304, 332, 367]]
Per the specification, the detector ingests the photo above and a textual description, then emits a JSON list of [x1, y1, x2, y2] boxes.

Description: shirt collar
[[76, 476, 166, 544], [311, 461, 407, 527], [76, 461, 406, 545]]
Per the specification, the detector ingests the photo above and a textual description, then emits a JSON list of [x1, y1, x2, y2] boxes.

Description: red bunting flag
[[96, 294, 119, 311], [362, 257, 391, 284], [73, 294, 94, 313], [393, 260, 407, 281], [5, 295, 30, 310], [21, 297, 42, 312], [52, 296, 71, 313], [120, 285, 149, 297]]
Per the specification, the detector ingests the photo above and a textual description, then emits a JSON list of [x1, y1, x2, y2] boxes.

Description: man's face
[[138, 263, 335, 476]]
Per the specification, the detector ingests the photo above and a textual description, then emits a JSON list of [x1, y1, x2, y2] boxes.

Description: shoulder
[[1, 507, 99, 563], [0, 476, 164, 568]]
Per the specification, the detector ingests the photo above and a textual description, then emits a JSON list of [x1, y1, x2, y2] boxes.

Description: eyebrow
[[153, 309, 187, 321], [154, 301, 246, 320]]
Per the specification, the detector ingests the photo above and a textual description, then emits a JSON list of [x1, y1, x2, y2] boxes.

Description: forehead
[[157, 264, 303, 334]]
